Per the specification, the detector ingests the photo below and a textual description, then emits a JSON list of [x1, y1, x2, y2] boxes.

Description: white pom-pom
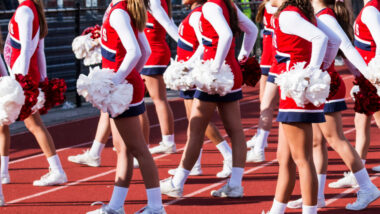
[[275, 62, 330, 107], [305, 68, 331, 107], [77, 66, 133, 117], [72, 34, 101, 66], [0, 76, 25, 125], [192, 60, 234, 96], [31, 89, 46, 114], [366, 55, 380, 96], [163, 58, 195, 91], [350, 85, 360, 101]]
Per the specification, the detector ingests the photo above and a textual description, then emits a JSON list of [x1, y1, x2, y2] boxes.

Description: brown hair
[[128, 0, 150, 32], [275, 0, 315, 22], [166, 0, 172, 18], [0, 29, 3, 53], [323, 0, 353, 41], [256, 0, 269, 23], [224, 0, 240, 35], [32, 0, 48, 38]]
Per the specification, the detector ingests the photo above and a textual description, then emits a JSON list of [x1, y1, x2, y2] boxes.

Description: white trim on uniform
[[325, 98, 345, 104], [354, 35, 371, 45], [129, 99, 144, 107], [100, 41, 117, 53], [143, 65, 168, 68], [179, 37, 194, 48], [279, 109, 324, 113]]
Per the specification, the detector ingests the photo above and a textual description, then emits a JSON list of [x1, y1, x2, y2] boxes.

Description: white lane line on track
[[6, 96, 262, 204], [164, 160, 278, 206], [9, 96, 261, 165]]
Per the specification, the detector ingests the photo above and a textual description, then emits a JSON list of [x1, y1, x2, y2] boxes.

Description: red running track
[[1, 67, 380, 213]]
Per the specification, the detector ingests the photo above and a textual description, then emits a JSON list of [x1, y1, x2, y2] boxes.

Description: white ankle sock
[[354, 168, 375, 191], [162, 135, 175, 146], [89, 140, 105, 158], [194, 149, 202, 169], [172, 167, 190, 188], [302, 204, 317, 214], [216, 140, 232, 160], [317, 174, 326, 199], [269, 199, 287, 214], [229, 167, 244, 188], [146, 187, 163, 210], [362, 159, 366, 166], [109, 186, 128, 210], [1, 156, 9, 175], [47, 155, 64, 174], [256, 128, 269, 150]]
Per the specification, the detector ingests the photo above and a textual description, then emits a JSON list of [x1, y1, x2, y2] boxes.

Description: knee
[[292, 154, 312, 169], [312, 133, 324, 148]]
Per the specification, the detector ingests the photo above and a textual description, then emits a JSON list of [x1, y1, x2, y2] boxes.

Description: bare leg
[[94, 112, 111, 144], [142, 75, 174, 136], [180, 99, 217, 170], [282, 122, 317, 206], [319, 112, 363, 173], [259, 82, 278, 131], [24, 113, 56, 157], [112, 116, 159, 188], [274, 123, 297, 203], [139, 111, 150, 144], [217, 101, 246, 168], [312, 124, 327, 175], [354, 113, 371, 159], [259, 75, 268, 102]]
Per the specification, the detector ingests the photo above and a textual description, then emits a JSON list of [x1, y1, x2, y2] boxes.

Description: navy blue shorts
[[112, 100, 146, 119], [277, 110, 326, 123], [194, 89, 243, 102], [140, 65, 167, 76], [180, 90, 196, 99]]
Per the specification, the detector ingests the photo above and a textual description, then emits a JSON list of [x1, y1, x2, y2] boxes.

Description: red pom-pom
[[239, 56, 261, 87], [352, 75, 380, 115], [81, 25, 101, 39], [327, 70, 341, 100], [15, 74, 39, 120], [39, 78, 67, 115]]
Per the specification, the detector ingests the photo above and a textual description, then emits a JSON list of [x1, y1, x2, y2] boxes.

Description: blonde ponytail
[[128, 0, 149, 32], [32, 0, 48, 38]]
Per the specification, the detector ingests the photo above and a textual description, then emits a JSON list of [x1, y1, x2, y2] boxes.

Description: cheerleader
[[287, 0, 380, 210], [4, 0, 67, 186], [246, 0, 278, 163], [160, 0, 257, 198], [143, 0, 179, 154], [264, 0, 329, 213], [165, 0, 234, 178], [87, 0, 165, 213], [334, 0, 380, 183]]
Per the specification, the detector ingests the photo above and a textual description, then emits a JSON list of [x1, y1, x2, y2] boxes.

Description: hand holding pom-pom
[[276, 62, 330, 107], [239, 56, 261, 87], [31, 89, 45, 114], [72, 27, 102, 66], [192, 60, 234, 96], [350, 85, 359, 101], [366, 55, 380, 96], [15, 74, 39, 120], [163, 58, 195, 91], [77, 67, 134, 117], [0, 76, 25, 125]]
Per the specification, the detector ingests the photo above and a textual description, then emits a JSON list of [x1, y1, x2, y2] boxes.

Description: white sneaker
[[134, 206, 166, 214], [160, 177, 183, 198], [210, 183, 244, 198], [346, 188, 380, 210], [287, 197, 326, 209], [372, 165, 380, 172], [68, 150, 101, 167], [149, 142, 176, 154], [1, 173, 10, 184], [133, 158, 139, 169], [33, 170, 67, 186], [216, 159, 232, 178], [328, 172, 358, 189], [246, 134, 268, 148], [168, 166, 203, 176], [0, 194, 4, 206], [87, 203, 125, 214], [246, 149, 265, 163]]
